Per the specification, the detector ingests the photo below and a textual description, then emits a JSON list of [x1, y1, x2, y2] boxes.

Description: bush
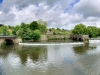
[[32, 30, 41, 40]]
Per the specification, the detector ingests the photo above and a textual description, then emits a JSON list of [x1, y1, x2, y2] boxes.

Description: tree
[[31, 30, 41, 40], [72, 23, 87, 35], [12, 25, 20, 35], [29, 21, 39, 30], [8, 25, 14, 29], [97, 28, 100, 36], [22, 28, 32, 40], [0, 26, 10, 35], [87, 26, 98, 38], [37, 19, 47, 34], [12, 23, 27, 39]]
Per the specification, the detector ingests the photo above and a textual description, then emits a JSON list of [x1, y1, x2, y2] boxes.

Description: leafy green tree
[[57, 28, 61, 31], [97, 28, 100, 36], [37, 19, 47, 34], [31, 30, 41, 40], [12, 23, 30, 39], [20, 22, 28, 29], [72, 24, 99, 38], [0, 26, 10, 35], [15, 28, 23, 38], [22, 28, 32, 40], [16, 23, 29, 39], [29, 21, 39, 30], [16, 27, 32, 41], [72, 23, 87, 34], [38, 23, 47, 34], [87, 26, 98, 38], [0, 20, 70, 41], [8, 25, 14, 29], [12, 25, 20, 35]]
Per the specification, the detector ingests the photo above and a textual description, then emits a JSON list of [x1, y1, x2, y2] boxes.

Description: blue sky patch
[[64, 0, 80, 13], [36, 3, 39, 7], [70, 0, 80, 7], [0, 0, 3, 3]]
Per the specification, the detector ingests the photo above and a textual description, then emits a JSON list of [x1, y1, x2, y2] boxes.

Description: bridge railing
[[0, 35, 16, 38]]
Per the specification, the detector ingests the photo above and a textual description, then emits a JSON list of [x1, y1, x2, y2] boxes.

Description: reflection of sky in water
[[76, 54, 100, 75], [75, 44, 100, 75], [0, 43, 100, 75]]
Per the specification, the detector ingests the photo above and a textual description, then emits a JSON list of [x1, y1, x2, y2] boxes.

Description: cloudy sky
[[0, 0, 100, 29]]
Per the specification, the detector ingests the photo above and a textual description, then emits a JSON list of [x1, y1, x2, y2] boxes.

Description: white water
[[19, 42, 84, 46], [18, 40, 100, 46], [89, 40, 100, 43]]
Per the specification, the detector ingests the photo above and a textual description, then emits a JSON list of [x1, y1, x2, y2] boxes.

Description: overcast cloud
[[0, 0, 100, 29]]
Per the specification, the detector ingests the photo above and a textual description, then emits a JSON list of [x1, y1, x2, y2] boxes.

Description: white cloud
[[0, 12, 15, 25], [0, 11, 2, 14], [0, 0, 100, 29], [0, 0, 74, 12], [73, 0, 100, 17]]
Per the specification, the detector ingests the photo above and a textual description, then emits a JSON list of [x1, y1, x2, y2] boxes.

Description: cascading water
[[19, 42, 84, 46], [89, 40, 100, 43]]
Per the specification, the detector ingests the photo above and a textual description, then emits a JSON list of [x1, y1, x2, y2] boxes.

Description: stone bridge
[[0, 36, 22, 46], [70, 34, 89, 43]]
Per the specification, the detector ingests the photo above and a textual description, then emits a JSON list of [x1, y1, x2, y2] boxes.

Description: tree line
[[0, 19, 70, 41], [0, 19, 47, 41], [72, 23, 100, 38]]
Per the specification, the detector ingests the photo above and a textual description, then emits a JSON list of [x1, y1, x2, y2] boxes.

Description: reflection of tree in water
[[0, 45, 47, 65], [17, 51, 28, 65], [17, 46, 47, 64], [29, 50, 40, 62], [73, 43, 96, 55], [0, 45, 15, 58]]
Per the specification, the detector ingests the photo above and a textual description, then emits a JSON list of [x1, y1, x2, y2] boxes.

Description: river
[[0, 40, 100, 75]]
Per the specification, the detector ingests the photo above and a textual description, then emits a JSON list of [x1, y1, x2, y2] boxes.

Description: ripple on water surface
[[0, 42, 100, 75]]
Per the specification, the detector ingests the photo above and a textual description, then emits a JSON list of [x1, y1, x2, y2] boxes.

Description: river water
[[0, 40, 100, 75]]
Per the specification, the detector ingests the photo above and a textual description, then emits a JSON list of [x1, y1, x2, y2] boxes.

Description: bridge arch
[[4, 39, 14, 45], [0, 36, 22, 46]]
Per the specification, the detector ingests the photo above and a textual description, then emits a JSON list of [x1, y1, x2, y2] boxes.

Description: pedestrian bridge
[[0, 36, 22, 46]]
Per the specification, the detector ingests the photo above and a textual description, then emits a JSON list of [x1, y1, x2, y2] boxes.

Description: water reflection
[[73, 43, 97, 55], [0, 66, 3, 75], [0, 45, 15, 58], [0, 45, 47, 65], [17, 46, 47, 64], [76, 53, 100, 75], [0, 42, 100, 75]]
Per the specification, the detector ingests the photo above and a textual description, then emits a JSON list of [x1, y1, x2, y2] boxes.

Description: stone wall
[[39, 35, 48, 41], [0, 39, 5, 46], [47, 35, 69, 40], [15, 38, 22, 43], [70, 34, 89, 42]]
